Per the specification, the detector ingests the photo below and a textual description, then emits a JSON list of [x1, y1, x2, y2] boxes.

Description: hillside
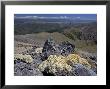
[[15, 32, 74, 46], [14, 15, 97, 76], [63, 22, 97, 42], [14, 33, 97, 76], [14, 18, 96, 35]]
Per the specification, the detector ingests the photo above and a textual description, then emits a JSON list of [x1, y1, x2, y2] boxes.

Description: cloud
[[14, 16, 70, 19], [76, 17, 81, 19], [14, 16, 32, 19]]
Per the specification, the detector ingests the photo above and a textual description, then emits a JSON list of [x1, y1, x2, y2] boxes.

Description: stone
[[14, 60, 43, 76], [38, 55, 72, 76], [41, 38, 75, 61], [59, 41, 75, 56], [66, 54, 91, 69], [72, 63, 96, 76], [14, 54, 33, 63], [38, 54, 92, 76], [35, 47, 43, 53], [41, 37, 57, 60]]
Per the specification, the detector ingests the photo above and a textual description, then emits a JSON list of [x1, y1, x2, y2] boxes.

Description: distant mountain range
[[15, 15, 96, 20], [15, 16, 96, 24], [14, 17, 97, 43]]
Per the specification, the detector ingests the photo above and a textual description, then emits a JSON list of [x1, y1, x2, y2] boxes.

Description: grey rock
[[59, 41, 75, 56], [72, 63, 96, 76], [14, 60, 43, 76], [41, 38, 75, 60]]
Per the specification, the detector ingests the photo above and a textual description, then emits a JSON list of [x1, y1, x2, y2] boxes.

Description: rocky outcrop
[[14, 38, 96, 76], [66, 54, 91, 69], [14, 59, 43, 76], [38, 54, 96, 76], [14, 53, 43, 76], [59, 41, 75, 56], [38, 55, 72, 76], [41, 38, 75, 60], [41, 37, 57, 60]]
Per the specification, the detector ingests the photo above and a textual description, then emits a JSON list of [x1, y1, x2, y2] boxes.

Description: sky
[[15, 14, 97, 20]]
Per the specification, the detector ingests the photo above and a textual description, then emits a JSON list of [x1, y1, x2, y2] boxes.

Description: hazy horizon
[[14, 14, 97, 20]]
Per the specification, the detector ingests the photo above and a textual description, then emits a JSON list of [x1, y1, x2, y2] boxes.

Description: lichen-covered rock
[[38, 54, 92, 76], [66, 54, 91, 69], [14, 54, 33, 63], [35, 47, 43, 53], [38, 55, 72, 75]]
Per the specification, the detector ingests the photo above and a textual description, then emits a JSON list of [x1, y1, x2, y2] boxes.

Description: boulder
[[66, 54, 91, 69], [59, 41, 75, 56], [38, 54, 93, 76], [38, 55, 72, 76], [41, 38, 75, 61], [41, 38, 57, 60]]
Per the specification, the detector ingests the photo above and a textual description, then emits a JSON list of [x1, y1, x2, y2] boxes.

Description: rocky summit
[[14, 38, 96, 76]]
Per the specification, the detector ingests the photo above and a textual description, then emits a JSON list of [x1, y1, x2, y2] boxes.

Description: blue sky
[[15, 14, 97, 20]]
